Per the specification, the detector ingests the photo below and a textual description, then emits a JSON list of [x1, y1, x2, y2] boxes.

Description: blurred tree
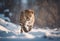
[[0, 0, 60, 29]]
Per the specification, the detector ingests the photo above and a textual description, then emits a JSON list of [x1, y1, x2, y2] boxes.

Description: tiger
[[20, 9, 35, 33]]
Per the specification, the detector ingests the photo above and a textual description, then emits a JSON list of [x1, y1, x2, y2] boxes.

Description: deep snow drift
[[0, 18, 60, 41]]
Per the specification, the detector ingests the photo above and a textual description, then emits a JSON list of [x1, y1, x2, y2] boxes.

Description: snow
[[0, 25, 10, 32], [0, 18, 60, 41], [0, 18, 21, 34], [4, 9, 9, 12], [0, 14, 11, 22]]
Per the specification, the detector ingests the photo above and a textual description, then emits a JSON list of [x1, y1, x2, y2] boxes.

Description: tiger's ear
[[29, 10, 34, 14], [25, 10, 29, 13], [31, 10, 34, 14], [29, 9, 34, 14]]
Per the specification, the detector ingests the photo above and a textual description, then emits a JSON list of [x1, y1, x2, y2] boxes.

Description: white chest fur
[[25, 15, 35, 30]]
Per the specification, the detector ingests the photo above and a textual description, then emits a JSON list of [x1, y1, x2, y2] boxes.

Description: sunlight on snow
[[0, 25, 10, 32], [24, 33, 35, 39], [0, 18, 60, 40]]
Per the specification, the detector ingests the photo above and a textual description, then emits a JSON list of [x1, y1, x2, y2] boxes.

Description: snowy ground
[[0, 18, 60, 41]]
